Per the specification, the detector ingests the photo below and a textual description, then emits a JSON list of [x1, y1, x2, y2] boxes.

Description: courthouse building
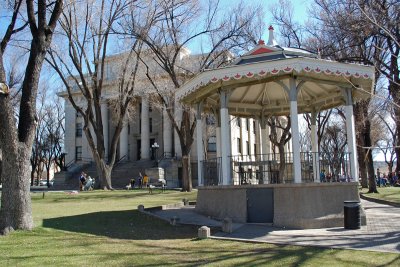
[[59, 36, 292, 187]]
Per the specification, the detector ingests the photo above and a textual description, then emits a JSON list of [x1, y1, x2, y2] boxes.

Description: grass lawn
[[0, 189, 399, 266], [360, 187, 400, 204]]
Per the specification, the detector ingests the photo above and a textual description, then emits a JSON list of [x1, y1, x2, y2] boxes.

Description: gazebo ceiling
[[176, 27, 375, 117]]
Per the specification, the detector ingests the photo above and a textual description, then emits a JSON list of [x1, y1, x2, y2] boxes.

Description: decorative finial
[[267, 25, 278, 46]]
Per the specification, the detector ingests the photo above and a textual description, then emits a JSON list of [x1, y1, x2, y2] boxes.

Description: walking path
[[151, 199, 400, 253]]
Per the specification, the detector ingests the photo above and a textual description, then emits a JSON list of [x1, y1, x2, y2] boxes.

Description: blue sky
[[220, 0, 311, 38]]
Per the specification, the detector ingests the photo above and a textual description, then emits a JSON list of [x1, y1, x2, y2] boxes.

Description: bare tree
[[270, 0, 304, 48], [30, 89, 48, 185], [268, 116, 291, 183], [320, 122, 348, 181], [307, 0, 392, 192], [304, 110, 332, 151], [42, 98, 64, 186], [47, 0, 144, 189], [0, 0, 63, 234], [122, 0, 263, 191], [377, 99, 397, 174]]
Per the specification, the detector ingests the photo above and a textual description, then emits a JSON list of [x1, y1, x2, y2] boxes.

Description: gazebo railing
[[201, 152, 352, 185], [202, 157, 222, 186], [314, 152, 352, 182], [230, 153, 295, 184]]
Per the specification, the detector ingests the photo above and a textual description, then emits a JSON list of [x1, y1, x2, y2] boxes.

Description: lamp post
[[151, 142, 159, 161]]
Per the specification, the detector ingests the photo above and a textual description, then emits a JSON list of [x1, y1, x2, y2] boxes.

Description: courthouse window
[[76, 123, 82, 137], [75, 146, 82, 161]]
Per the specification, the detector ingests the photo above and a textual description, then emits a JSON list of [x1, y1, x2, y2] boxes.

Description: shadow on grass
[[43, 210, 198, 240]]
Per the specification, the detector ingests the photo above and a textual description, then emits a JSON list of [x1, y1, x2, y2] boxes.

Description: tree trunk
[[278, 144, 285, 183], [0, 144, 34, 234], [357, 146, 368, 188], [354, 102, 369, 188], [94, 157, 112, 190], [395, 114, 400, 173], [46, 167, 50, 187], [0, 0, 62, 235], [364, 126, 378, 193], [388, 163, 393, 174], [366, 149, 378, 193], [30, 168, 35, 186], [181, 155, 192, 192], [0, 36, 48, 234]]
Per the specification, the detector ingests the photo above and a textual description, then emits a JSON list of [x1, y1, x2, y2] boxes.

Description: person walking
[[138, 172, 143, 189], [143, 173, 149, 188], [79, 172, 87, 191], [320, 170, 326, 183]]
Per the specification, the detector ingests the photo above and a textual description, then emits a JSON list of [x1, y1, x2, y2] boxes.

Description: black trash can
[[344, 201, 361, 229]]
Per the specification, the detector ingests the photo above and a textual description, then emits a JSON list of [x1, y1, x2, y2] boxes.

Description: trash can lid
[[344, 200, 360, 203], [344, 200, 360, 207]]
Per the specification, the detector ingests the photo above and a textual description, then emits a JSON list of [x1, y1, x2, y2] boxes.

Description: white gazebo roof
[[176, 29, 375, 117]]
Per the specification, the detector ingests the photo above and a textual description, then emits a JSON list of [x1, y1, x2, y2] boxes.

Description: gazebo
[[176, 26, 375, 228]]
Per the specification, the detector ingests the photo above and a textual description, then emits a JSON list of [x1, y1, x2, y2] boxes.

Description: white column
[[311, 112, 319, 182], [216, 127, 221, 158], [196, 103, 204, 186], [260, 116, 271, 184], [260, 116, 271, 157], [141, 97, 150, 159], [119, 120, 128, 160], [64, 102, 76, 164], [215, 110, 222, 158], [163, 107, 173, 157], [101, 102, 109, 159], [289, 78, 301, 183], [220, 91, 231, 185], [345, 90, 358, 181]]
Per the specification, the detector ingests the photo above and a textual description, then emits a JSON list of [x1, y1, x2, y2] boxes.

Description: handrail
[[65, 159, 75, 169], [115, 155, 127, 167]]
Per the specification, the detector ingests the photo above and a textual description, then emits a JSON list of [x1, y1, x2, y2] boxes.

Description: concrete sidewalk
[[150, 199, 400, 253]]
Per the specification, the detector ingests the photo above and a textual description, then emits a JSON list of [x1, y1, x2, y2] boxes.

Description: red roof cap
[[268, 25, 274, 30]]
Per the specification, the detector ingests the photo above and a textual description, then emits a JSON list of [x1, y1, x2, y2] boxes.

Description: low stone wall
[[145, 167, 165, 183], [196, 186, 247, 223], [273, 183, 365, 228], [196, 183, 366, 229]]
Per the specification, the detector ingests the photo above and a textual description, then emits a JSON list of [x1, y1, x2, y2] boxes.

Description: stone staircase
[[53, 160, 158, 190], [107, 160, 156, 188]]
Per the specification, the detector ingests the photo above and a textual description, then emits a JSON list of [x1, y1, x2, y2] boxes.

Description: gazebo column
[[311, 111, 320, 182], [260, 114, 270, 184], [216, 114, 221, 158], [196, 102, 204, 186], [345, 89, 358, 181], [220, 90, 231, 185], [289, 78, 301, 183], [141, 96, 150, 160], [212, 108, 222, 158]]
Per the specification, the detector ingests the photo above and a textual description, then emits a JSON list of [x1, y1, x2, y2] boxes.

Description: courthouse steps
[[53, 160, 156, 190]]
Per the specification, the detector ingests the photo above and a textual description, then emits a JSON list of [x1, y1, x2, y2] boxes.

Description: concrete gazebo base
[[195, 183, 366, 229]]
